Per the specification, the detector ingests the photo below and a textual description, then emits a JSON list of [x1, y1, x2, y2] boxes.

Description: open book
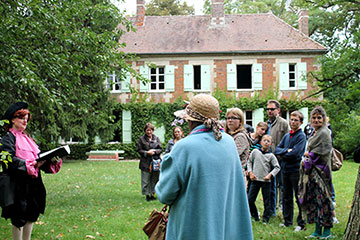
[[37, 145, 70, 162]]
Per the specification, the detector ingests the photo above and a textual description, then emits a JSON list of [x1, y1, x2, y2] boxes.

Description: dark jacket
[[274, 129, 306, 174], [0, 131, 46, 227], [137, 134, 162, 172]]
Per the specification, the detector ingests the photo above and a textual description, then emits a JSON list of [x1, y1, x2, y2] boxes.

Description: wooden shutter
[[253, 108, 264, 127], [121, 71, 131, 92], [299, 107, 308, 130], [252, 64, 263, 90], [139, 65, 149, 92], [279, 63, 289, 90], [184, 64, 193, 91], [122, 110, 132, 143], [165, 65, 175, 92], [297, 62, 307, 90], [201, 64, 210, 91], [227, 64, 236, 90]]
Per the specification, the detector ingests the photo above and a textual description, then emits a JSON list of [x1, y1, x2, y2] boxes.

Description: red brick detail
[[214, 59, 232, 91], [169, 60, 189, 100], [87, 154, 119, 161]]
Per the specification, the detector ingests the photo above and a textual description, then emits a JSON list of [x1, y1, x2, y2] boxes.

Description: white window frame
[[289, 63, 297, 88], [107, 71, 121, 92], [149, 66, 165, 92], [244, 110, 253, 127]]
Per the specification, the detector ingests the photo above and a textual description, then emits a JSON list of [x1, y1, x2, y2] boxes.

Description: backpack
[[331, 148, 343, 171]]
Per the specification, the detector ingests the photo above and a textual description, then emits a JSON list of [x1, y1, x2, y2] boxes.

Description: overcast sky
[[113, 0, 205, 15]]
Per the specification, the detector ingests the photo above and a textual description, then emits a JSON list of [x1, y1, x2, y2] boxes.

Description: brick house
[[111, 0, 327, 143]]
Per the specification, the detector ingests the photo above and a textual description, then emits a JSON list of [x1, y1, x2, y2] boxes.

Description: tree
[[0, 0, 136, 147], [145, 0, 195, 16]]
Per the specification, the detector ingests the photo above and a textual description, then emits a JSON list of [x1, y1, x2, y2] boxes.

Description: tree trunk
[[343, 166, 360, 240]]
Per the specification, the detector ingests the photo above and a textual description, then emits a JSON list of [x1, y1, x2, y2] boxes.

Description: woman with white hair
[[155, 94, 253, 240]]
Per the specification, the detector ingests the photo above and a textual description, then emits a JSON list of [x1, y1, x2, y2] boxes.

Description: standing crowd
[[0, 97, 338, 240]]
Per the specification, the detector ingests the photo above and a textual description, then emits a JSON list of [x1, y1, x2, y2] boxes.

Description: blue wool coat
[[155, 125, 253, 240]]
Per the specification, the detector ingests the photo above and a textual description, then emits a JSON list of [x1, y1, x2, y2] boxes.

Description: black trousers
[[282, 171, 305, 227], [248, 180, 272, 222]]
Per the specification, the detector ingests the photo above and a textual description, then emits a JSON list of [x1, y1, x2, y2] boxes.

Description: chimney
[[136, 0, 145, 27], [298, 10, 309, 36], [211, 0, 225, 26]]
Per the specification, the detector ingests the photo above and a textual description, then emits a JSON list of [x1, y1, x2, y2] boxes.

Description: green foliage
[[0, 0, 136, 149], [145, 0, 195, 16]]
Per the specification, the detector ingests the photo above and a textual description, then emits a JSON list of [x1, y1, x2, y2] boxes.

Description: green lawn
[[0, 160, 358, 239]]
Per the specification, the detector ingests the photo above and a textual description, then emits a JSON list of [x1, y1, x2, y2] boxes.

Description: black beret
[[2, 102, 28, 121]]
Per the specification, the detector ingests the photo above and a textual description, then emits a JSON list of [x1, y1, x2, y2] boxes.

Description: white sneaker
[[333, 217, 339, 224], [294, 226, 303, 232], [279, 223, 286, 227]]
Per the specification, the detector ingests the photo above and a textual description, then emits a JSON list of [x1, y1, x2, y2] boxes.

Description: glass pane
[[159, 83, 164, 89], [151, 76, 156, 82], [246, 111, 252, 119], [289, 80, 295, 87], [159, 76, 164, 82], [115, 83, 121, 90], [289, 73, 295, 79], [159, 67, 164, 74], [150, 83, 156, 90], [151, 68, 156, 74], [289, 64, 295, 71]]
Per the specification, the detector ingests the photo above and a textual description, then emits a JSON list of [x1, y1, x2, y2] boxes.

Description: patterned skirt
[[305, 175, 334, 228]]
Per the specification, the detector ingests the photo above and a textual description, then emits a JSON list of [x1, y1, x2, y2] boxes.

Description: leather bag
[[143, 205, 168, 240], [331, 148, 343, 171], [0, 172, 15, 207]]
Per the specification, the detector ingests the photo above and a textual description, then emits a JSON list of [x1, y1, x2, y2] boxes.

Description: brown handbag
[[143, 205, 169, 240]]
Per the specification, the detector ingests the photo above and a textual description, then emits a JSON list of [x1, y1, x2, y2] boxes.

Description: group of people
[[0, 97, 337, 240], [137, 96, 337, 240]]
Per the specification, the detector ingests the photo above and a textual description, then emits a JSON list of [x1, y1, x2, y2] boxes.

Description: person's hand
[[264, 174, 272, 180], [51, 156, 60, 163], [249, 172, 256, 181], [35, 160, 46, 168], [147, 149, 156, 155]]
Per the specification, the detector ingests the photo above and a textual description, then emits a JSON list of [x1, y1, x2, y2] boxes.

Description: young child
[[247, 135, 280, 223]]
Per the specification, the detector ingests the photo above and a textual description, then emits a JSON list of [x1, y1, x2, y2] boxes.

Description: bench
[[86, 150, 125, 161]]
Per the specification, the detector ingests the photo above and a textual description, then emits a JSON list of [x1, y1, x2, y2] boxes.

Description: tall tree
[[145, 0, 195, 16], [0, 0, 136, 146]]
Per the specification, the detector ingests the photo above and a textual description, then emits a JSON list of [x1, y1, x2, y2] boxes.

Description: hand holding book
[[37, 145, 70, 162]]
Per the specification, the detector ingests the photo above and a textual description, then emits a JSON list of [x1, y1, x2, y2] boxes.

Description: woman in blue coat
[[155, 94, 253, 240]]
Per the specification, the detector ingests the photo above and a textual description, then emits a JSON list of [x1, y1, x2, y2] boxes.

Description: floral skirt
[[305, 176, 333, 228]]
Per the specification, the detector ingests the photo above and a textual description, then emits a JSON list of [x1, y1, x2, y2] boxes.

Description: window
[[279, 62, 307, 90], [244, 111, 253, 127], [289, 64, 296, 88], [194, 65, 201, 90], [184, 64, 210, 92], [107, 71, 121, 92], [227, 64, 262, 91], [150, 67, 165, 91], [237, 65, 252, 89]]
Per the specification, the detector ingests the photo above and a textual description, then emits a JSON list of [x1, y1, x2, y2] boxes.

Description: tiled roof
[[120, 13, 327, 55]]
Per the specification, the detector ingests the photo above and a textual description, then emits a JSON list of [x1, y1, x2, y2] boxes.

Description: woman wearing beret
[[0, 102, 62, 240]]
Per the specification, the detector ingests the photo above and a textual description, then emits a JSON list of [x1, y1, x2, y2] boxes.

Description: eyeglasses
[[225, 117, 241, 120], [266, 108, 278, 111]]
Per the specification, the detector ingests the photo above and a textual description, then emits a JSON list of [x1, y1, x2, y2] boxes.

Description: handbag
[[143, 205, 169, 240], [151, 158, 161, 172], [331, 148, 343, 171], [0, 172, 15, 207]]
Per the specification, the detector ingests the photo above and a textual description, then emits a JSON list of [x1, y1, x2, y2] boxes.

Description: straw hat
[[175, 94, 220, 122]]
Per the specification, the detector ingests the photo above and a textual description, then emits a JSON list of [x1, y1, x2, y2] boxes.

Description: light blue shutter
[[184, 65, 193, 91], [154, 125, 165, 143], [165, 65, 175, 92], [299, 107, 308, 130], [121, 72, 131, 92], [279, 63, 289, 90], [253, 108, 264, 128], [122, 110, 132, 143], [139, 65, 149, 92], [297, 62, 307, 90], [227, 64, 236, 90], [252, 64, 263, 90], [201, 64, 210, 91]]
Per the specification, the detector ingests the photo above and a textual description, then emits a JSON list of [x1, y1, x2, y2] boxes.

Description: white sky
[[113, 0, 205, 15]]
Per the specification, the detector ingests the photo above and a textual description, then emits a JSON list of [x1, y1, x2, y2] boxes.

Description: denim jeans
[[248, 180, 272, 222]]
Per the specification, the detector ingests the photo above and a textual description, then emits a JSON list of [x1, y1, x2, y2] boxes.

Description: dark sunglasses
[[225, 117, 241, 120], [266, 108, 278, 111]]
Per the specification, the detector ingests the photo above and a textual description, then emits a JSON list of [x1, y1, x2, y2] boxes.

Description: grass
[[0, 160, 358, 239]]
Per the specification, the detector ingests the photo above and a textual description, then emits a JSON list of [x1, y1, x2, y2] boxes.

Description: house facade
[[112, 0, 327, 143]]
